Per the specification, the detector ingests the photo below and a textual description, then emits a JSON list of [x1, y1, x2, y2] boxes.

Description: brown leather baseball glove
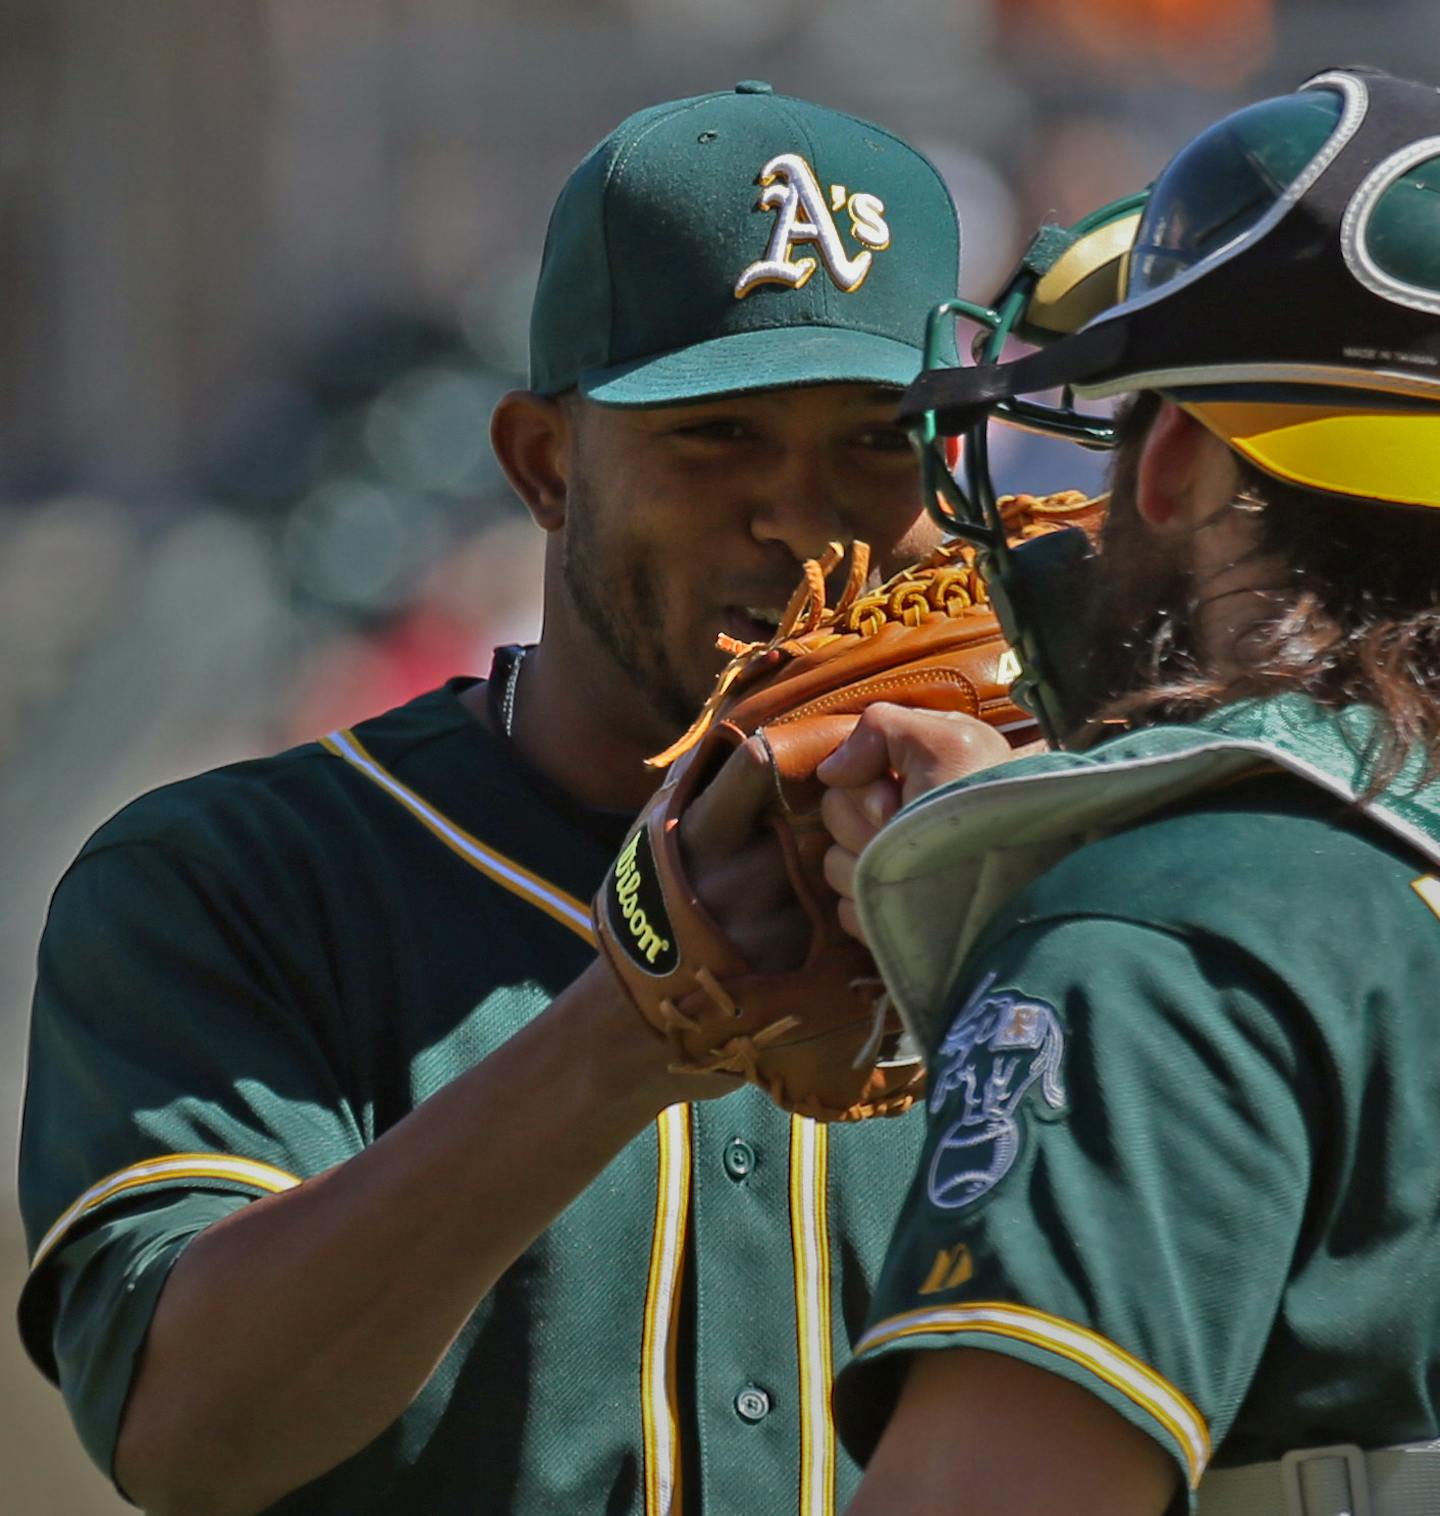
[[592, 491, 1103, 1123]]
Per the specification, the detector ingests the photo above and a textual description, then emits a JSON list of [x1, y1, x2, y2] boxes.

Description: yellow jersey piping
[[31, 1153, 299, 1271], [854, 1300, 1210, 1487], [642, 1104, 691, 1516], [1410, 874, 1440, 921], [321, 729, 595, 943], [790, 1117, 835, 1516]]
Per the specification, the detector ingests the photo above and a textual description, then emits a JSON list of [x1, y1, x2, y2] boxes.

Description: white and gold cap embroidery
[[735, 153, 890, 298]]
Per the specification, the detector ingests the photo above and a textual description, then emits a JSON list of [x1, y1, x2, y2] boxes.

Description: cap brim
[[579, 326, 926, 406], [1181, 398, 1440, 509]]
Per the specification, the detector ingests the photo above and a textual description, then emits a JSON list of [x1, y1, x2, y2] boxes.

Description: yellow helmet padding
[[1182, 400, 1440, 509]]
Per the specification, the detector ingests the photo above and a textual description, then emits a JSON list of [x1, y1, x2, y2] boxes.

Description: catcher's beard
[[1080, 437, 1194, 714], [561, 477, 703, 737]]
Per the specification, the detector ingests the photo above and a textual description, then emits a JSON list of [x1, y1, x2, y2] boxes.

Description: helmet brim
[[1181, 397, 1440, 509]]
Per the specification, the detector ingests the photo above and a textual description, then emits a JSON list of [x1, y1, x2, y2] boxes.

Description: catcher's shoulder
[[1012, 769, 1406, 939]]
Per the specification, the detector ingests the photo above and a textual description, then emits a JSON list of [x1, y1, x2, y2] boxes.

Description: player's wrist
[[548, 957, 727, 1122]]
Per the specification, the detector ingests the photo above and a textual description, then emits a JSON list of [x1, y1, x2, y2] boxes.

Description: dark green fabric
[[836, 704, 1440, 1509], [19, 672, 924, 1514]]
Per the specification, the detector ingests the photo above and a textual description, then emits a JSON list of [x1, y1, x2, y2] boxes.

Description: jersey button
[[734, 1385, 771, 1422], [723, 1138, 756, 1181]]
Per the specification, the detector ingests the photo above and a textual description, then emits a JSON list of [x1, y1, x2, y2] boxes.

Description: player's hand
[[678, 735, 809, 975], [817, 704, 1012, 943]]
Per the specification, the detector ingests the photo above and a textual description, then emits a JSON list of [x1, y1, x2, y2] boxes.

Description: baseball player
[[16, 85, 962, 1514], [820, 65, 1440, 1516]]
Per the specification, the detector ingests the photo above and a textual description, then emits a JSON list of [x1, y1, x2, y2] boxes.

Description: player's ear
[[490, 390, 573, 532], [1135, 400, 1238, 533]]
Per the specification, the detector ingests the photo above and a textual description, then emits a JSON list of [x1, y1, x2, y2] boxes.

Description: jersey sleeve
[[833, 913, 1319, 1504], [17, 831, 367, 1478]]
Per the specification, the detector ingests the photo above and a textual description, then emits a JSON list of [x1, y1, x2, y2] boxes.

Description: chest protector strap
[[1198, 1441, 1440, 1516]]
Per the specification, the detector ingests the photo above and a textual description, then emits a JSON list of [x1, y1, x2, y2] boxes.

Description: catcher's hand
[[818, 705, 1013, 947], [592, 492, 1102, 1123]]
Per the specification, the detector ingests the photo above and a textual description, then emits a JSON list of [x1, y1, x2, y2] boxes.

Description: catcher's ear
[[1135, 401, 1237, 533], [490, 390, 573, 532]]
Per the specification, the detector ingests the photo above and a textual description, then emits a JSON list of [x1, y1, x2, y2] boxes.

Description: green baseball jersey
[[18, 657, 923, 1515], [834, 696, 1440, 1511]]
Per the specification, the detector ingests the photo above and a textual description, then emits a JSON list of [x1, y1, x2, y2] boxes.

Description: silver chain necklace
[[501, 646, 527, 738]]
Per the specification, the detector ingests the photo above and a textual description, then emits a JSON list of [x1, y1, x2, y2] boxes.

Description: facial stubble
[[561, 474, 706, 735]]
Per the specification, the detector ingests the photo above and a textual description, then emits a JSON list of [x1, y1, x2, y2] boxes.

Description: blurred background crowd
[[3, 1, 1434, 1508]]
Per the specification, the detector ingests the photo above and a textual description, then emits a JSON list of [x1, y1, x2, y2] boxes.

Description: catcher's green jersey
[[835, 697, 1440, 1511], [18, 661, 923, 1515]]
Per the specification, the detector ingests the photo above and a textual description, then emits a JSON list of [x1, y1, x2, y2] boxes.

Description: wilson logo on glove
[[605, 828, 679, 975]]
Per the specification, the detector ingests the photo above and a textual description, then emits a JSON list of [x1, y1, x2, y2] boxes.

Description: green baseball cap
[[529, 81, 961, 405]]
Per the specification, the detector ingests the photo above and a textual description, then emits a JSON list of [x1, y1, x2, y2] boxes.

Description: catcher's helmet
[[912, 65, 1440, 508], [910, 64, 1440, 741]]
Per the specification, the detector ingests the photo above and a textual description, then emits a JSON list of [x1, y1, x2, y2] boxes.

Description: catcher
[[825, 65, 1440, 1516]]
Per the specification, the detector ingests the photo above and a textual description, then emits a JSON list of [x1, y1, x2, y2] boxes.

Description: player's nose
[[747, 445, 846, 561]]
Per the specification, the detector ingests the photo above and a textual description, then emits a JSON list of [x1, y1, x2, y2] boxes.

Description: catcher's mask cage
[[914, 191, 1145, 742], [910, 64, 1440, 744]]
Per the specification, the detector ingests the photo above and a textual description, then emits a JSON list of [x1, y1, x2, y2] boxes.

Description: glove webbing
[[648, 493, 1093, 771]]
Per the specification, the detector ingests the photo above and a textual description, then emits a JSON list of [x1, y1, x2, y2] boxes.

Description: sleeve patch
[[926, 972, 1067, 1212]]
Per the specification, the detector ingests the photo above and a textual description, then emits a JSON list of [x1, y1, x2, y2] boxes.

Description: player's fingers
[[823, 838, 859, 902], [859, 774, 903, 830], [854, 706, 1012, 812], [884, 708, 1013, 807], [836, 895, 867, 946], [814, 705, 901, 788], [680, 736, 774, 866], [819, 704, 1011, 808], [821, 778, 901, 857]]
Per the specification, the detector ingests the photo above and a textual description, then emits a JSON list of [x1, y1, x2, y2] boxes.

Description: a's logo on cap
[[735, 153, 890, 299]]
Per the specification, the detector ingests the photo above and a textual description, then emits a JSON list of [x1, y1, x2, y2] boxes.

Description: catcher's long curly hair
[[1091, 391, 1440, 792]]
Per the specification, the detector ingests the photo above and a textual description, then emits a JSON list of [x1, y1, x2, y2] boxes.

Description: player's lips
[[717, 572, 819, 645], [720, 605, 786, 644]]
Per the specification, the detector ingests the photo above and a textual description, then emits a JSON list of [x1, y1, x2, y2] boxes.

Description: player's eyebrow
[[856, 386, 906, 409]]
